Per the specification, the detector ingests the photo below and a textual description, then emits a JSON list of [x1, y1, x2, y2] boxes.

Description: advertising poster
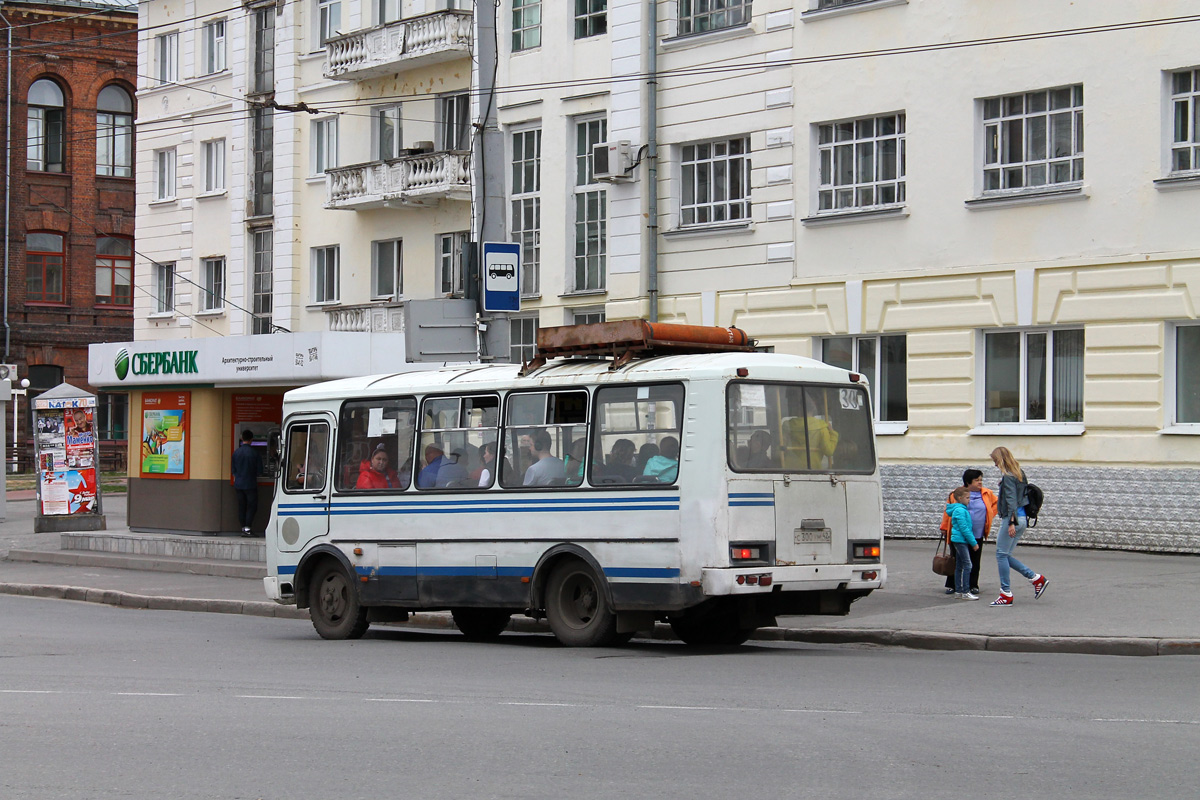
[[33, 403, 100, 517], [40, 470, 98, 516], [141, 391, 190, 479], [231, 394, 283, 484]]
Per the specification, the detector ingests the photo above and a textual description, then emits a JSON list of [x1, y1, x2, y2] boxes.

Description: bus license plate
[[794, 527, 831, 544]]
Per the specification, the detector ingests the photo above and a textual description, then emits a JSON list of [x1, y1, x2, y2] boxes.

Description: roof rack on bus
[[520, 319, 757, 375]]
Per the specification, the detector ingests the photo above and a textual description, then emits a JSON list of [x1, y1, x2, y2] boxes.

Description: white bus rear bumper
[[701, 564, 886, 596]]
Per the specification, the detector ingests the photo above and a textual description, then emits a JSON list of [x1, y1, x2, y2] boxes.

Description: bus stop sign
[[482, 242, 521, 313]]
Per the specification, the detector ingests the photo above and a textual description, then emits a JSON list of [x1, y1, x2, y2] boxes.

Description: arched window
[[27, 79, 65, 172], [97, 85, 133, 177], [26, 233, 65, 303], [96, 236, 133, 306]]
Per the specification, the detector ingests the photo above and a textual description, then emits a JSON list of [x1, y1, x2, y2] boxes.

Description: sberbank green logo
[[115, 348, 130, 380]]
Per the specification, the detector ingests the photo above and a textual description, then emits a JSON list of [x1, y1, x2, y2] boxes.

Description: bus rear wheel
[[545, 560, 620, 647], [669, 602, 754, 647], [452, 608, 512, 641], [309, 562, 370, 640]]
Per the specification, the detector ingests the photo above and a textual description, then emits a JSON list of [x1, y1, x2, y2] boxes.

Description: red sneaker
[[1032, 574, 1049, 599], [990, 592, 1013, 606]]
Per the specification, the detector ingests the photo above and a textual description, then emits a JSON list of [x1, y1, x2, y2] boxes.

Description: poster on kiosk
[[32, 384, 103, 525]]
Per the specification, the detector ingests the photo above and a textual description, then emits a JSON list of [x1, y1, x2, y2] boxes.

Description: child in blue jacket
[[947, 486, 980, 600]]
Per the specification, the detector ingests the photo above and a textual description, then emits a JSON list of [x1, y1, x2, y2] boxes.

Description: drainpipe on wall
[[646, 0, 659, 322], [2, 4, 13, 360]]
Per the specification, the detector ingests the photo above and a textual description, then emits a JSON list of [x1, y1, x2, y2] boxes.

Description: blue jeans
[[995, 513, 1035, 593], [952, 542, 973, 595]]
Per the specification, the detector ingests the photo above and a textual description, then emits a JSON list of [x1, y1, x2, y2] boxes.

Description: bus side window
[[335, 397, 416, 492], [500, 390, 588, 488], [416, 394, 500, 490], [589, 384, 685, 487], [285, 421, 329, 493]]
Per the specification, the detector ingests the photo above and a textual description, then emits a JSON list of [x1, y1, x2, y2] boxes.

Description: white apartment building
[[494, 0, 1200, 551]]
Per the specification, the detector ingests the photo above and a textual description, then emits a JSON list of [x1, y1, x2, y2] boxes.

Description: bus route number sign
[[482, 242, 521, 313]]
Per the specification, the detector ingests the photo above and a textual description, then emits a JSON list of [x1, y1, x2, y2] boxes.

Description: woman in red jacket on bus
[[355, 443, 404, 490]]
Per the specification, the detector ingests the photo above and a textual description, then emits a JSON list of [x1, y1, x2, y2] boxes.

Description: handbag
[[932, 535, 956, 577]]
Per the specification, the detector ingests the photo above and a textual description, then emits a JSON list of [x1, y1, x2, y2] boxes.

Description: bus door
[[275, 415, 334, 553], [773, 477, 847, 565]]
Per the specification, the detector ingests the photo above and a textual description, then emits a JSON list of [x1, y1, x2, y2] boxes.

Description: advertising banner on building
[[141, 391, 190, 478], [32, 395, 100, 517]]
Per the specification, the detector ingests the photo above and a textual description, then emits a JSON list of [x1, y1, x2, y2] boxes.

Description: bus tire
[[669, 603, 754, 647], [309, 561, 370, 640], [545, 560, 620, 647], [451, 608, 512, 641]]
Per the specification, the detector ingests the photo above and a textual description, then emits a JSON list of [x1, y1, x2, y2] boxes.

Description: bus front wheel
[[309, 561, 370, 640], [545, 560, 620, 647], [452, 608, 512, 641]]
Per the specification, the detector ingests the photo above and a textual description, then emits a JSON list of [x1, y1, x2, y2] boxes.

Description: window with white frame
[[373, 105, 402, 160], [1173, 324, 1200, 425], [201, 257, 225, 312], [251, 229, 273, 334], [439, 231, 468, 296], [574, 118, 606, 292], [96, 85, 133, 178], [317, 0, 341, 45], [1169, 69, 1200, 174], [156, 33, 179, 84], [817, 113, 905, 212], [378, 0, 401, 24], [510, 316, 539, 364], [511, 127, 541, 296], [202, 20, 227, 74], [575, 0, 606, 38], [982, 85, 1083, 193], [679, 0, 750, 35], [203, 139, 226, 192], [572, 308, 605, 325], [439, 93, 470, 151], [312, 246, 340, 304], [155, 149, 176, 201], [512, 0, 541, 51], [983, 328, 1084, 424], [153, 261, 175, 314], [822, 335, 907, 422], [312, 117, 338, 174], [27, 79, 65, 173], [372, 239, 402, 299], [681, 137, 750, 226]]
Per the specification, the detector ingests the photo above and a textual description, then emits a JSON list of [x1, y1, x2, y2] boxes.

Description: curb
[[3, 582, 1197, 657]]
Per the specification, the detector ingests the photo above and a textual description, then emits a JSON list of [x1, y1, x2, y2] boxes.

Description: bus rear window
[[727, 382, 875, 474]]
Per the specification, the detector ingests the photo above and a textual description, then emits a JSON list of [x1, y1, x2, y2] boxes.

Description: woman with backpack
[[989, 447, 1049, 606]]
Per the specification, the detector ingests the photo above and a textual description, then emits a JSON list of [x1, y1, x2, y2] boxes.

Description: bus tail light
[[854, 544, 881, 559], [861, 571, 878, 581], [732, 546, 761, 561], [736, 573, 771, 586]]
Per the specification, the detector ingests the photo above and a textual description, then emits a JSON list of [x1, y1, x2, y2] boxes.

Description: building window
[[510, 316, 539, 364], [373, 105, 402, 160], [250, 107, 273, 217], [155, 149, 176, 201], [572, 308, 605, 325], [203, 139, 226, 192], [252, 7, 275, 94], [252, 229, 273, 334], [574, 118, 606, 292], [317, 0, 341, 45], [312, 246, 340, 304], [155, 32, 179, 84], [96, 85, 133, 178], [201, 257, 225, 312], [439, 231, 468, 296], [1169, 69, 1200, 174], [439, 93, 470, 151], [575, 0, 606, 38], [153, 262, 175, 314], [983, 328, 1084, 424], [202, 19, 227, 74], [95, 236, 133, 307], [96, 392, 128, 441], [512, 0, 541, 51], [1174, 324, 1200, 425], [378, 0, 401, 24], [26, 233, 64, 304], [681, 137, 750, 226], [822, 335, 907, 422], [372, 239, 402, 299], [312, 118, 338, 175], [982, 85, 1083, 193], [511, 127, 541, 296], [817, 113, 905, 212], [26, 79, 65, 173], [679, 0, 751, 35]]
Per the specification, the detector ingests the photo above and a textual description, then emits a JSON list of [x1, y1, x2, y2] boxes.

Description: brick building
[[0, 0, 137, 463]]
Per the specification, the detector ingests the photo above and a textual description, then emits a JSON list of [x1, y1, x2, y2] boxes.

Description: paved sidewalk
[[2, 492, 1197, 655]]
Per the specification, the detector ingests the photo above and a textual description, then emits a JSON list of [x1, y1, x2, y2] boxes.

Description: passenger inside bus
[[435, 449, 470, 487], [523, 430, 566, 486], [600, 438, 638, 483], [564, 438, 588, 484], [355, 443, 405, 490], [746, 429, 776, 468], [417, 444, 446, 488], [782, 393, 839, 470], [641, 436, 680, 483], [635, 442, 660, 474]]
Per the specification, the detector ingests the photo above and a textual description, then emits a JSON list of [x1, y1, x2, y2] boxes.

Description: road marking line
[[116, 692, 183, 697], [501, 702, 578, 707], [1093, 718, 1199, 725], [235, 695, 307, 700], [637, 705, 721, 711], [0, 690, 60, 694], [366, 698, 437, 703], [945, 714, 1016, 719], [787, 709, 864, 715]]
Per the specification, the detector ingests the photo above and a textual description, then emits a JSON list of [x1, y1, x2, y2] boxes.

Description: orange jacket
[[939, 487, 998, 542]]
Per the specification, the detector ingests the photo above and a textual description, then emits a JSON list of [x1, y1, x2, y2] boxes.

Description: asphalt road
[[2, 596, 1197, 800]]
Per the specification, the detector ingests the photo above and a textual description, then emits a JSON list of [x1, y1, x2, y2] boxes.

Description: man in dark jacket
[[231, 429, 263, 536]]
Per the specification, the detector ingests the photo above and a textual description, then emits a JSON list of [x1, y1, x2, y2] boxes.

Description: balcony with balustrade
[[324, 10, 472, 81], [326, 151, 472, 211]]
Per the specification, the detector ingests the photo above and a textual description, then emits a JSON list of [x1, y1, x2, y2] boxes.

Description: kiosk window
[[285, 421, 329, 492], [336, 397, 416, 491], [501, 390, 588, 488]]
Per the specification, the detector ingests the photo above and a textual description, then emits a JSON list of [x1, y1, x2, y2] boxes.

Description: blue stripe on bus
[[344, 565, 677, 579], [279, 505, 680, 517], [729, 501, 775, 507], [279, 495, 678, 512], [604, 567, 680, 579], [278, 565, 297, 575]]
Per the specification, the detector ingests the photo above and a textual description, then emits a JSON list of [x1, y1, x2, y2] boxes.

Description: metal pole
[[2, 5, 13, 359], [646, 0, 659, 322]]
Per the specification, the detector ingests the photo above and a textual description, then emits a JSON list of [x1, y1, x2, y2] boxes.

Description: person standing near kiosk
[[232, 429, 263, 536]]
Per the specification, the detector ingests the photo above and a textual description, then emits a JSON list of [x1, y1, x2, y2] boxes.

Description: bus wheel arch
[[530, 545, 614, 615], [538, 551, 622, 647], [293, 545, 357, 610]]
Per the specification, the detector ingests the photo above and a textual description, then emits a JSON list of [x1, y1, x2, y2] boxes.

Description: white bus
[[263, 324, 886, 647]]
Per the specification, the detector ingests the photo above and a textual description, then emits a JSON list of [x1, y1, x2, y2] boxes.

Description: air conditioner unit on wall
[[592, 140, 634, 182], [0, 364, 16, 382]]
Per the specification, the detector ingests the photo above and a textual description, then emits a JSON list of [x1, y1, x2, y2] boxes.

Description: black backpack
[[1024, 482, 1045, 527]]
